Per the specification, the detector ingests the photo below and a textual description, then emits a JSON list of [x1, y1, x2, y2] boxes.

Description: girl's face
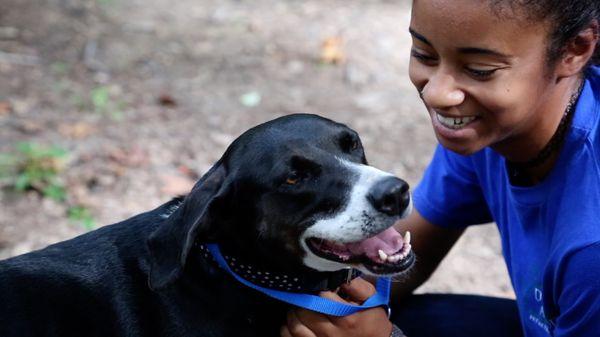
[[409, 0, 565, 158]]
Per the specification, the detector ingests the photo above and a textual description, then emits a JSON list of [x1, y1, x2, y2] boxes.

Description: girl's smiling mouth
[[435, 112, 479, 129], [430, 109, 483, 143]]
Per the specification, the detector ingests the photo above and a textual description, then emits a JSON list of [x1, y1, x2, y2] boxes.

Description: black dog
[[0, 114, 414, 337]]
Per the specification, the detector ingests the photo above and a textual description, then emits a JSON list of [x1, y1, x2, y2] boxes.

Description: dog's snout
[[367, 177, 410, 216]]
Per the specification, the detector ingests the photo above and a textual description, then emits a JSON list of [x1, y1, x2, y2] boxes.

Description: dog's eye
[[339, 132, 360, 153], [286, 171, 301, 185], [286, 156, 320, 186]]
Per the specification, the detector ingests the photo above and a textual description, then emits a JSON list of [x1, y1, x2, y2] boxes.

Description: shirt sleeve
[[412, 145, 492, 228], [552, 242, 600, 336]]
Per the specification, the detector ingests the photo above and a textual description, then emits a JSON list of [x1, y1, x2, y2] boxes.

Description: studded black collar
[[197, 243, 361, 293]]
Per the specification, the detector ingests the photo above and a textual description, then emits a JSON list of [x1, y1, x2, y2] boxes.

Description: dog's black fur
[[0, 114, 405, 337]]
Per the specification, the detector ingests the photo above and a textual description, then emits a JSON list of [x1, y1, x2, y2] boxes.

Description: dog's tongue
[[347, 227, 404, 260]]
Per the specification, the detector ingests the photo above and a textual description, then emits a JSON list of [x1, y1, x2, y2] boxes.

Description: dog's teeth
[[378, 249, 388, 261], [388, 254, 400, 262], [404, 231, 411, 245]]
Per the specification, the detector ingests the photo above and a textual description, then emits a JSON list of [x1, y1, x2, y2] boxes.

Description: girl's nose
[[421, 71, 465, 109]]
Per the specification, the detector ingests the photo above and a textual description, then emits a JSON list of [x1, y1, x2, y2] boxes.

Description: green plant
[[0, 142, 68, 201], [1, 143, 99, 231], [90, 86, 124, 120], [50, 62, 69, 75], [68, 206, 96, 230], [97, 0, 116, 7], [91, 86, 110, 113]]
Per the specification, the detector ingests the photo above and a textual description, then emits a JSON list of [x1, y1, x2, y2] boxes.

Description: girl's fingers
[[284, 309, 320, 337], [280, 324, 293, 337], [339, 277, 377, 303]]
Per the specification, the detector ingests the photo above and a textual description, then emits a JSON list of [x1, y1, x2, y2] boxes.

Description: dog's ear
[[147, 162, 228, 290]]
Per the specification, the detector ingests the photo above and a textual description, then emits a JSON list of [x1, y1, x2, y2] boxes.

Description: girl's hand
[[280, 277, 393, 337]]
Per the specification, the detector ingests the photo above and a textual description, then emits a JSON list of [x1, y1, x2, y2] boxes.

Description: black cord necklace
[[507, 80, 584, 186]]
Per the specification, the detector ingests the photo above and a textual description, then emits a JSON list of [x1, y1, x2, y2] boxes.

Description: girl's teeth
[[436, 113, 477, 129]]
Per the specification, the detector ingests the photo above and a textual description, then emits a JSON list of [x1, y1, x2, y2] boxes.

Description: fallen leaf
[[17, 120, 43, 134], [0, 101, 11, 116], [58, 122, 95, 139], [320, 36, 345, 64], [160, 174, 195, 196], [177, 165, 200, 180], [157, 93, 177, 107], [107, 146, 149, 167]]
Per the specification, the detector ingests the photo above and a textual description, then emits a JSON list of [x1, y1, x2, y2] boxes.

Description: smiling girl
[[281, 0, 600, 336]]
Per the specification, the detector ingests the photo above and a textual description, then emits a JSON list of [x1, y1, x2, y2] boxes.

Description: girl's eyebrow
[[409, 28, 431, 46], [409, 27, 511, 58], [458, 47, 510, 58]]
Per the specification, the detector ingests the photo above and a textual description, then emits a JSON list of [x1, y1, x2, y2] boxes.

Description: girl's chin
[[436, 138, 481, 156]]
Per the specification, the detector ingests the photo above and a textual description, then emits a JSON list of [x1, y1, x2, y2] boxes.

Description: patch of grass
[[97, 0, 116, 7], [50, 62, 69, 75], [1, 143, 99, 231], [90, 85, 125, 120], [68, 206, 96, 230], [91, 86, 110, 112], [0, 142, 68, 201]]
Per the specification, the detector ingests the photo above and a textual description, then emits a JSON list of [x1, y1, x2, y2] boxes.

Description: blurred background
[[0, 0, 513, 297]]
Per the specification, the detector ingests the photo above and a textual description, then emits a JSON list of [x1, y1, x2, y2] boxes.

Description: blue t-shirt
[[413, 66, 600, 337]]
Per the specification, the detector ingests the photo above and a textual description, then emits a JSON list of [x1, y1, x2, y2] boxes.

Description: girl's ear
[[556, 20, 599, 78]]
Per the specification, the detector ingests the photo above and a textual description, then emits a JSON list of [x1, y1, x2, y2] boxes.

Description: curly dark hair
[[490, 0, 599, 66]]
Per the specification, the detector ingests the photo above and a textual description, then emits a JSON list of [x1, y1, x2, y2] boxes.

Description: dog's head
[[148, 114, 414, 290]]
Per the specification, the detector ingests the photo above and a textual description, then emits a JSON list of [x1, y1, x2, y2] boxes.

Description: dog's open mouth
[[306, 227, 414, 275]]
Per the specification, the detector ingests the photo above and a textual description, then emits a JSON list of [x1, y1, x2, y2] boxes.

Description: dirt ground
[[0, 0, 514, 298]]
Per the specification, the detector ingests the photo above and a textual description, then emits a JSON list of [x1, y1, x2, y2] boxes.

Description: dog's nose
[[367, 177, 410, 216]]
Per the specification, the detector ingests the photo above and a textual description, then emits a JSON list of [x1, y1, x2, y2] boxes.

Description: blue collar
[[203, 243, 392, 317]]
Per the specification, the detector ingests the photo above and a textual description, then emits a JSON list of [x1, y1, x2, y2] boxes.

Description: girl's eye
[[465, 67, 498, 80], [410, 49, 437, 64]]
